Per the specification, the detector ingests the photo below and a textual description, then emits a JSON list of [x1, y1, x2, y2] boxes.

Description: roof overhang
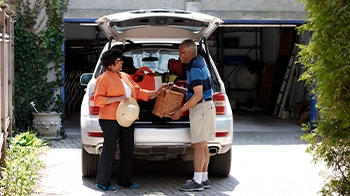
[[221, 19, 305, 27], [65, 19, 306, 27]]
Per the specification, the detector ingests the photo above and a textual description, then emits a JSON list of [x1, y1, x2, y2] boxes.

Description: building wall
[[65, 0, 307, 21]]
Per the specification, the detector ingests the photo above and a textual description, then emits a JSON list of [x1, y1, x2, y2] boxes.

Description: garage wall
[[64, 0, 307, 21], [65, 24, 97, 40]]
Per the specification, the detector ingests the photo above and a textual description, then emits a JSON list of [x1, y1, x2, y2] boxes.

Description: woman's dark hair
[[100, 49, 123, 68]]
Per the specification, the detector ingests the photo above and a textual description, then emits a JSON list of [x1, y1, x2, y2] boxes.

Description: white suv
[[80, 8, 233, 177]]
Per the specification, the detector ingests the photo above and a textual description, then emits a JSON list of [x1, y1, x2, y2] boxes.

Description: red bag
[[169, 59, 185, 79], [131, 66, 162, 91]]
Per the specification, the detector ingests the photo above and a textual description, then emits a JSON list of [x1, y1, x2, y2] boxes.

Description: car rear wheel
[[82, 145, 99, 177], [208, 148, 232, 176]]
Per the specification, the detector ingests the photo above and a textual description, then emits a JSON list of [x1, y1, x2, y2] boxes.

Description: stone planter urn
[[32, 112, 62, 139]]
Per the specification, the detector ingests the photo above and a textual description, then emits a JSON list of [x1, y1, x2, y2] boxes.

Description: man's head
[[179, 39, 197, 64]]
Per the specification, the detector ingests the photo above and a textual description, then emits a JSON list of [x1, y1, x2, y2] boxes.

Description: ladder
[[279, 60, 301, 118], [273, 45, 299, 117]]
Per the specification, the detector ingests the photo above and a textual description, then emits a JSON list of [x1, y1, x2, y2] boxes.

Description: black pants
[[96, 119, 135, 186]]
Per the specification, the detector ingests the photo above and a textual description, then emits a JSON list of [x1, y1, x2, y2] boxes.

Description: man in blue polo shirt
[[170, 39, 216, 192]]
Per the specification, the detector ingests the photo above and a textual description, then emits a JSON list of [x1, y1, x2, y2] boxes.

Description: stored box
[[224, 56, 246, 65], [224, 38, 239, 48]]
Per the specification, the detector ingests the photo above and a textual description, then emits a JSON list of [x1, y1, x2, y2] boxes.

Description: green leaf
[[298, 0, 350, 194]]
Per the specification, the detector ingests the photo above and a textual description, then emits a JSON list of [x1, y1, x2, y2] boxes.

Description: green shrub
[[297, 0, 350, 195], [0, 131, 48, 195], [14, 0, 69, 132]]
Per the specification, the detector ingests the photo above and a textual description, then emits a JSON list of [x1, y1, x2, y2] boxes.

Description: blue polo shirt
[[186, 56, 213, 101]]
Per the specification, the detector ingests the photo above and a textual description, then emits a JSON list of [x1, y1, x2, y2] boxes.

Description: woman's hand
[[119, 96, 129, 103], [148, 83, 166, 98], [156, 83, 167, 94], [165, 82, 174, 88]]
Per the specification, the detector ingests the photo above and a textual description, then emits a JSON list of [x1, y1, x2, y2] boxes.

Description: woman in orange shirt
[[94, 49, 162, 191]]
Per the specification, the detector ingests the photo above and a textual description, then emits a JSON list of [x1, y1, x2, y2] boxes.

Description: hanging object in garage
[[234, 66, 257, 90]]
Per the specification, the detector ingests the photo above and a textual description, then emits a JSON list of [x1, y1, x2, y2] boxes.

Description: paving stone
[[34, 112, 325, 196]]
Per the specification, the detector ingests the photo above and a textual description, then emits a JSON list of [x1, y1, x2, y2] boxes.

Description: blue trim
[[223, 19, 305, 25], [310, 94, 317, 130], [62, 22, 66, 124], [309, 31, 317, 130], [64, 18, 97, 23]]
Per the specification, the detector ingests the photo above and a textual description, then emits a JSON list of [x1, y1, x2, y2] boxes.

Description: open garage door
[[64, 20, 107, 112], [63, 18, 311, 123], [210, 20, 310, 121]]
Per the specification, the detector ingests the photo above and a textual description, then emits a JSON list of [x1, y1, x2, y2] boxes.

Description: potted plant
[[30, 102, 64, 139]]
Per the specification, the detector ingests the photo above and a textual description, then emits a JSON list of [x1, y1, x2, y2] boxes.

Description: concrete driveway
[[33, 111, 325, 196]]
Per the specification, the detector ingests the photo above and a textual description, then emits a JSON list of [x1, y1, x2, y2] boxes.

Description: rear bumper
[[81, 112, 233, 160], [83, 142, 231, 161]]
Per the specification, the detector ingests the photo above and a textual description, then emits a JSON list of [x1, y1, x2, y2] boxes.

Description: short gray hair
[[180, 39, 197, 55]]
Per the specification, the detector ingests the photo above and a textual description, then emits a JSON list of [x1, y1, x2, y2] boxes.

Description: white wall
[[65, 0, 307, 21]]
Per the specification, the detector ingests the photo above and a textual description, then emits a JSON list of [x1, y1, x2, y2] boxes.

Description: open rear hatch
[[96, 8, 222, 43]]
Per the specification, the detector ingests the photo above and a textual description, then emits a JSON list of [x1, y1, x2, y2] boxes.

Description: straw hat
[[116, 97, 140, 127]]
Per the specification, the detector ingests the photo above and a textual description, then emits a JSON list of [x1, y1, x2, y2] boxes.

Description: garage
[[211, 20, 311, 122], [63, 19, 311, 123]]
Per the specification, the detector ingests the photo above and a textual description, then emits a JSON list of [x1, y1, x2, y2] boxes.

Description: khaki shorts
[[189, 101, 216, 144]]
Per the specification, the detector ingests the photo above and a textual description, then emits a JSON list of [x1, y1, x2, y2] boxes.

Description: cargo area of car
[[100, 42, 217, 124], [137, 100, 190, 123]]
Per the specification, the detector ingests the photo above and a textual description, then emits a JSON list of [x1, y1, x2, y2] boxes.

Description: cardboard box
[[294, 101, 310, 115], [257, 62, 276, 109]]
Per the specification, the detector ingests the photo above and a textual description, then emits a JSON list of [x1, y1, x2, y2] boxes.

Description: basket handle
[[134, 66, 154, 76]]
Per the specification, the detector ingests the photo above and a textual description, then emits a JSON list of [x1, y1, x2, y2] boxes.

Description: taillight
[[213, 92, 226, 115], [89, 94, 100, 115], [88, 132, 103, 137], [216, 132, 229, 137]]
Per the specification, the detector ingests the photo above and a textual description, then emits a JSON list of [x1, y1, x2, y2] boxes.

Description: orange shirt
[[94, 70, 150, 120]]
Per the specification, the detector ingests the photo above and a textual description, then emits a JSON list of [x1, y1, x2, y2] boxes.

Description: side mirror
[[80, 73, 93, 86]]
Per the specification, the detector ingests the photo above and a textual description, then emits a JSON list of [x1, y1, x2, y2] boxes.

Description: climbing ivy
[[14, 0, 69, 132], [297, 0, 350, 195]]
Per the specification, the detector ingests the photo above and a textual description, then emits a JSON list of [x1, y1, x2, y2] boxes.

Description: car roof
[[96, 8, 223, 43]]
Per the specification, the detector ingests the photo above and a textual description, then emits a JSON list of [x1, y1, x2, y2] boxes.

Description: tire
[[81, 145, 99, 177], [208, 148, 232, 176]]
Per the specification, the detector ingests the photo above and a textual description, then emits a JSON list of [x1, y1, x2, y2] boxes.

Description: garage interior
[[63, 22, 311, 124]]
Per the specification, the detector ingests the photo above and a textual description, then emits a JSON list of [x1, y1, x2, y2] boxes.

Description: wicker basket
[[152, 88, 184, 118]]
